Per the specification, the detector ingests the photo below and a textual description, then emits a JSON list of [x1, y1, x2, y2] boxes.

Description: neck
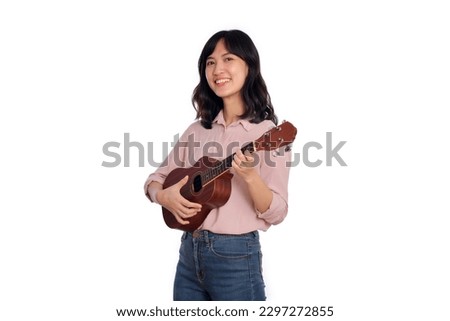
[[223, 98, 245, 125]]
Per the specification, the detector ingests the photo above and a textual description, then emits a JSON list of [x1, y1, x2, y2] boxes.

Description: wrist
[[148, 187, 161, 205], [243, 171, 259, 184]]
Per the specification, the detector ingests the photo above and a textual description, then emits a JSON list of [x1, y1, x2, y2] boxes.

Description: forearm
[[232, 148, 290, 223], [147, 181, 163, 204], [244, 174, 273, 213]]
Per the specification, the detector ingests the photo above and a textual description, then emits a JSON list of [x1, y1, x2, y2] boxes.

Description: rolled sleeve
[[143, 124, 195, 202], [144, 172, 167, 203], [256, 149, 292, 225]]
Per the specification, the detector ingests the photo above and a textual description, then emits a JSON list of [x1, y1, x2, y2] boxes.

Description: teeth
[[215, 79, 230, 84]]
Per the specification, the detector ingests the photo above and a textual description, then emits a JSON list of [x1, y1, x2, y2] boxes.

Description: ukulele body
[[162, 156, 233, 232]]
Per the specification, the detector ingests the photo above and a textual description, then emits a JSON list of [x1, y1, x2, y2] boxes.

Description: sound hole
[[192, 174, 203, 193]]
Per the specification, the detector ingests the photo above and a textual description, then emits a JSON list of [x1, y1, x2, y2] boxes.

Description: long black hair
[[192, 29, 278, 129]]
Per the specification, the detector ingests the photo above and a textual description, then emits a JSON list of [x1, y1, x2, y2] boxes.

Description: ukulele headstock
[[254, 121, 297, 151]]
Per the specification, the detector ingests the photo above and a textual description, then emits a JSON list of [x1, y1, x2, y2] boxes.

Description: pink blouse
[[144, 110, 291, 234]]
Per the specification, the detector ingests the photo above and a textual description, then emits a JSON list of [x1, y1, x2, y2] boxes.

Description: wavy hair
[[192, 30, 277, 129]]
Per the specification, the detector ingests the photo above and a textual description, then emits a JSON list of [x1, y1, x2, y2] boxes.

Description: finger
[[235, 150, 246, 161], [243, 153, 254, 162], [174, 214, 190, 225], [232, 160, 242, 171], [233, 154, 244, 166], [176, 205, 200, 217], [175, 175, 189, 189], [179, 204, 200, 215], [181, 210, 199, 218], [181, 199, 202, 209], [172, 211, 190, 225], [243, 150, 253, 159]]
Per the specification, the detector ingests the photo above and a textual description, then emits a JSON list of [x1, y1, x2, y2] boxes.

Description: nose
[[213, 60, 224, 75]]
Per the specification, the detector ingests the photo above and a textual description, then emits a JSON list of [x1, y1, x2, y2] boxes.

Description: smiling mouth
[[215, 79, 230, 84]]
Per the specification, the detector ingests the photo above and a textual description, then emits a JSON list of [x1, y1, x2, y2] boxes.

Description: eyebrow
[[206, 52, 232, 60]]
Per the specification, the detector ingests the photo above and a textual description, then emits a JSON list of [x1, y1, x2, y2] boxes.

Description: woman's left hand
[[232, 149, 258, 183]]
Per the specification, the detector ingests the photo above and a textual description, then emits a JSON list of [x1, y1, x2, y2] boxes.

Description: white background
[[1, 1, 449, 320]]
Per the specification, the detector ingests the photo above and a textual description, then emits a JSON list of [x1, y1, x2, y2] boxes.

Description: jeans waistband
[[183, 230, 259, 241]]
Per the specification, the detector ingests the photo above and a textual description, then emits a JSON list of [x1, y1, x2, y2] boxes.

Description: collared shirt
[[144, 110, 291, 234]]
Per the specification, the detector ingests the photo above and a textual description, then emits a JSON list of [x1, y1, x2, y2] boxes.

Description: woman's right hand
[[156, 175, 202, 225]]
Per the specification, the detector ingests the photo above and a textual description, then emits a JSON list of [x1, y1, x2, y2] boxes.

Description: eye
[[224, 56, 234, 62], [206, 60, 215, 66]]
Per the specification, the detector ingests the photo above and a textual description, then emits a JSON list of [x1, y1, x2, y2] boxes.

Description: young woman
[[144, 29, 291, 301]]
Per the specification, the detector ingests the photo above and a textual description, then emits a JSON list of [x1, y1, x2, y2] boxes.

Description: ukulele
[[161, 121, 297, 232]]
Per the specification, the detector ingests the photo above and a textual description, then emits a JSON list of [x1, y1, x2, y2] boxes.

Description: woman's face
[[205, 39, 249, 101]]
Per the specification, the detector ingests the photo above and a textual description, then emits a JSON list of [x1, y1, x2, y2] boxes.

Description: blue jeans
[[173, 230, 266, 301]]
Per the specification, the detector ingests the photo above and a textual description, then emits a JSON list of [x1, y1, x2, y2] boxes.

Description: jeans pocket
[[210, 237, 250, 259]]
